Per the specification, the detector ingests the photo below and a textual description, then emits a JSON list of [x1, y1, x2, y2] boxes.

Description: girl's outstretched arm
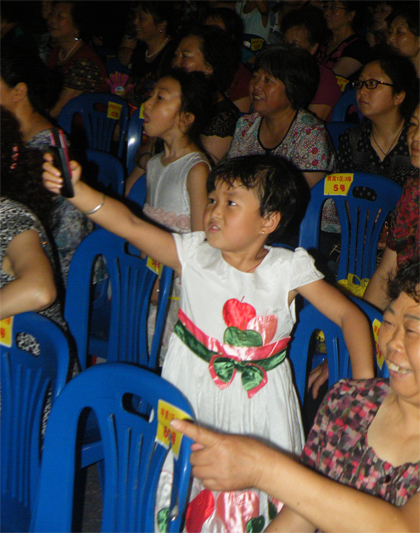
[[171, 420, 420, 533], [42, 155, 182, 275], [297, 279, 375, 380]]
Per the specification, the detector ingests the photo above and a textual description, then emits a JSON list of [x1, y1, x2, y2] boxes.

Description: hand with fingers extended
[[170, 419, 265, 492], [107, 72, 134, 97], [42, 153, 81, 196]]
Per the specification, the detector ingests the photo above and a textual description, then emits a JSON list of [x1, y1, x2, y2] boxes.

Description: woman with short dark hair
[[227, 45, 335, 188]]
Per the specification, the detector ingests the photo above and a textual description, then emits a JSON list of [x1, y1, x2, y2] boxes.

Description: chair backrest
[[85, 149, 125, 197], [58, 93, 129, 159], [1, 312, 70, 533], [299, 172, 402, 280], [64, 228, 173, 371], [126, 172, 147, 209], [325, 121, 355, 150], [331, 90, 363, 122], [31, 362, 194, 533], [288, 297, 385, 405], [126, 108, 145, 175]]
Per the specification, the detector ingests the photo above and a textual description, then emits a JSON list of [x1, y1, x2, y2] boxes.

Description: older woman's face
[[379, 290, 420, 405], [407, 105, 420, 169], [249, 68, 290, 116], [322, 2, 354, 32], [48, 2, 77, 41], [355, 61, 403, 121], [387, 16, 420, 59], [172, 35, 213, 75], [134, 7, 163, 43]]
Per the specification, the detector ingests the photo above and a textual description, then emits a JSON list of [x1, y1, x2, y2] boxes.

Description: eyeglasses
[[321, 2, 350, 12], [351, 79, 394, 90]]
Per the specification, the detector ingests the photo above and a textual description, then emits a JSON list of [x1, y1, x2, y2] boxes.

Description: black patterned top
[[0, 198, 66, 353]]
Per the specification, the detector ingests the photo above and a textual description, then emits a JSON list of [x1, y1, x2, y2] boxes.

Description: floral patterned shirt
[[387, 172, 420, 268], [227, 110, 335, 173], [301, 379, 420, 509]]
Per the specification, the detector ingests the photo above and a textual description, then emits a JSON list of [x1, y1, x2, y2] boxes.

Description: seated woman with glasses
[[335, 45, 418, 186], [321, 45, 419, 244]]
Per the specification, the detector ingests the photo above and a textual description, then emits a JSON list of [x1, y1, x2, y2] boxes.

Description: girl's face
[[355, 61, 403, 120], [172, 35, 213, 76], [249, 69, 290, 117], [133, 7, 164, 43], [48, 2, 77, 41], [407, 105, 420, 169], [379, 291, 420, 406], [322, 2, 354, 33], [204, 180, 268, 254], [142, 77, 183, 139], [387, 16, 420, 59]]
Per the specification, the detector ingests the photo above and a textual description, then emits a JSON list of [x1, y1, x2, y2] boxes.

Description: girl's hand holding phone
[[42, 153, 82, 196]]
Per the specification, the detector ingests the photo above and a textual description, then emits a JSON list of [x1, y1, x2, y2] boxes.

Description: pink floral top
[[301, 379, 420, 508], [227, 110, 335, 173]]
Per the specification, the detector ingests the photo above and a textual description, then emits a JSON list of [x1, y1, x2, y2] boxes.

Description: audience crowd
[[1, 1, 419, 532]]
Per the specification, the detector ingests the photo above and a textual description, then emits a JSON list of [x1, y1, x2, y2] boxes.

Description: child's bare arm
[[42, 155, 182, 275], [297, 279, 375, 379]]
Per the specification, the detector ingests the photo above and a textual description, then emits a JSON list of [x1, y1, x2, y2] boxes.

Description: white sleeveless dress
[[156, 233, 324, 533]]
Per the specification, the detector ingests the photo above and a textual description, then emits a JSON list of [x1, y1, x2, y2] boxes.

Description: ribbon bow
[[209, 348, 287, 399]]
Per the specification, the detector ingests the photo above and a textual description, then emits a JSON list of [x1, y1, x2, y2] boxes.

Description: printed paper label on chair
[[139, 103, 145, 119], [0, 316, 13, 347], [372, 318, 384, 369], [324, 173, 353, 196], [335, 75, 349, 92], [147, 256, 163, 277], [107, 101, 122, 120], [156, 399, 192, 459]]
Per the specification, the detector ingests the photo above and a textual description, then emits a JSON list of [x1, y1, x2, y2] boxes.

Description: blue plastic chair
[[126, 172, 147, 208], [288, 297, 386, 406], [326, 121, 355, 150], [58, 93, 129, 159], [85, 149, 125, 197], [1, 312, 70, 533], [331, 89, 363, 122], [299, 172, 402, 281], [126, 108, 145, 175], [31, 362, 194, 533], [64, 228, 173, 371]]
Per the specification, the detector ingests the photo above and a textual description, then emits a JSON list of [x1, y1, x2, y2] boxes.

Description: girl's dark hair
[[164, 68, 214, 165], [388, 259, 420, 303], [386, 3, 419, 37], [136, 1, 178, 38], [366, 44, 419, 121], [1, 47, 60, 115], [280, 8, 329, 48], [1, 106, 54, 228], [254, 45, 320, 110], [207, 154, 309, 237], [183, 25, 238, 94]]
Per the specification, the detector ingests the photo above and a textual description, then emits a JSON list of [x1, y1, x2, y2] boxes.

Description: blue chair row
[[289, 297, 387, 406], [298, 172, 402, 282], [64, 228, 173, 371], [1, 314, 194, 533], [1, 313, 70, 533]]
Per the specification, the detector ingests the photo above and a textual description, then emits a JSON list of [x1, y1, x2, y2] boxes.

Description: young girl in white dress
[[126, 69, 213, 361], [43, 153, 375, 532]]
